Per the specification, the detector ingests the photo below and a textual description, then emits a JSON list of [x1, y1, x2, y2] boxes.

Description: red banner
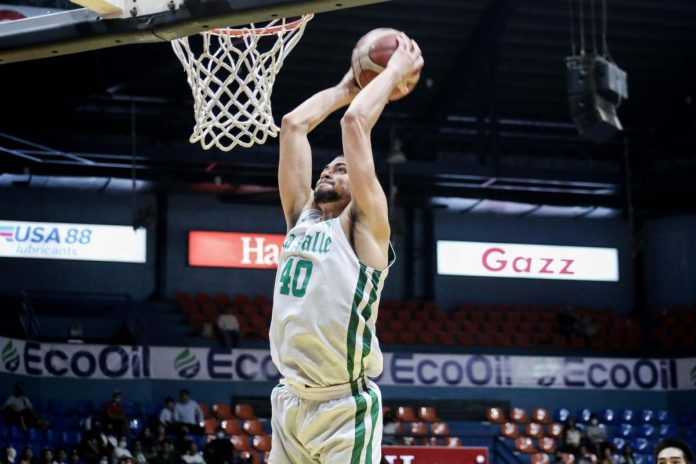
[[381, 446, 489, 464], [188, 231, 285, 269]]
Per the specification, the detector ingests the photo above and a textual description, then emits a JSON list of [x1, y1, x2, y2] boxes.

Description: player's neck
[[317, 200, 349, 220]]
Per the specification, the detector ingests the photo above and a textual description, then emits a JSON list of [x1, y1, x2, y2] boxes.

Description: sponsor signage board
[[381, 446, 488, 464], [0, 220, 146, 263], [437, 241, 619, 282], [188, 231, 284, 269]]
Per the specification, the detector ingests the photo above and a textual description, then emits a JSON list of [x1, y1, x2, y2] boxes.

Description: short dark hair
[[655, 438, 694, 464], [164, 397, 175, 404]]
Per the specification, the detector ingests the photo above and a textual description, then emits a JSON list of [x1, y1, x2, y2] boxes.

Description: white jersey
[[270, 208, 393, 392]]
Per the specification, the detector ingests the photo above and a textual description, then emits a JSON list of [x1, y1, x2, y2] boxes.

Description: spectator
[[54, 449, 67, 464], [578, 445, 598, 464], [600, 448, 617, 464], [68, 451, 79, 464], [2, 447, 17, 464], [137, 428, 158, 460], [620, 444, 637, 464], [158, 399, 175, 431], [81, 420, 113, 464], [217, 307, 240, 348], [103, 391, 128, 437], [563, 418, 584, 455], [111, 438, 132, 464], [18, 448, 35, 464], [173, 390, 203, 434], [174, 427, 193, 455], [553, 450, 566, 464], [382, 410, 398, 445], [151, 442, 179, 464], [654, 438, 693, 464], [586, 413, 610, 456], [39, 449, 56, 464], [181, 443, 205, 464], [1, 383, 49, 431], [204, 428, 234, 464], [131, 442, 147, 464]]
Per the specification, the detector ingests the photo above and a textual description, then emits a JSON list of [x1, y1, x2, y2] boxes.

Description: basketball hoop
[[171, 14, 313, 151]]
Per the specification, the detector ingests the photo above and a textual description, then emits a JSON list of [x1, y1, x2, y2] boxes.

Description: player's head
[[314, 156, 351, 206], [655, 439, 693, 464]]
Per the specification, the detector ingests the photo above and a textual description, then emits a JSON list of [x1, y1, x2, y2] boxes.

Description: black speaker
[[566, 54, 628, 143]]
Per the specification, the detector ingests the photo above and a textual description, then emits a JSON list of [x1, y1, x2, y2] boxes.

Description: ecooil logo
[[174, 348, 200, 379], [2, 340, 20, 372]]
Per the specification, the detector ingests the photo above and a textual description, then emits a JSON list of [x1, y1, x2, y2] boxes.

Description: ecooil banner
[[2, 337, 695, 390]]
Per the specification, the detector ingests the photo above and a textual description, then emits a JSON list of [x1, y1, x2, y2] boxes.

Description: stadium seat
[[612, 437, 626, 452], [487, 407, 506, 424], [655, 410, 674, 424], [526, 423, 544, 439], [213, 403, 234, 420], [73, 400, 95, 416], [658, 424, 677, 437], [223, 419, 242, 435], [253, 435, 272, 452], [632, 438, 652, 454], [500, 422, 520, 439], [532, 453, 550, 464], [576, 408, 592, 423], [514, 437, 537, 454], [235, 404, 257, 420], [620, 409, 636, 424], [9, 426, 24, 441], [203, 419, 219, 435], [396, 406, 417, 422], [637, 424, 655, 438], [47, 400, 67, 416], [547, 423, 564, 439], [561, 453, 576, 464], [238, 451, 259, 464], [408, 422, 429, 445], [28, 428, 42, 442], [532, 408, 552, 424], [432, 422, 449, 436], [231, 435, 252, 452], [554, 408, 571, 423], [243, 420, 265, 436], [446, 437, 462, 447], [417, 406, 439, 423], [601, 409, 617, 425], [510, 407, 530, 423], [199, 403, 212, 420], [640, 410, 655, 424], [618, 423, 634, 438], [538, 437, 557, 453]]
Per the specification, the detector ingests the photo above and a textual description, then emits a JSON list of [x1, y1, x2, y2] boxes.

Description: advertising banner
[[2, 337, 695, 391], [381, 446, 488, 464], [437, 241, 619, 282], [188, 231, 284, 269], [0, 220, 146, 263]]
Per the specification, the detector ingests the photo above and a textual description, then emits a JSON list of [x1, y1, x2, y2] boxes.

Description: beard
[[314, 187, 340, 204]]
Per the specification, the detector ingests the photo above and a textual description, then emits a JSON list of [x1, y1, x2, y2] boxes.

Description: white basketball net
[[171, 15, 312, 151]]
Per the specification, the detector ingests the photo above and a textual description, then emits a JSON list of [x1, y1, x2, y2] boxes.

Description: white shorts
[[269, 378, 383, 464]]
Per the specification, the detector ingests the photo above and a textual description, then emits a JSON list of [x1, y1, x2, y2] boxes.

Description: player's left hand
[[338, 69, 361, 97]]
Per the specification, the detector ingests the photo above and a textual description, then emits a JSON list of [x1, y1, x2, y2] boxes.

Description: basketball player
[[269, 34, 423, 463]]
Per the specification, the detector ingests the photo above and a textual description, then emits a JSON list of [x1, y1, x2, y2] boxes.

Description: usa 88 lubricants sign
[[0, 220, 146, 263]]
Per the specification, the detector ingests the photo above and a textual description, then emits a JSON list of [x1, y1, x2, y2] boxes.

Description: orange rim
[[208, 14, 313, 37]]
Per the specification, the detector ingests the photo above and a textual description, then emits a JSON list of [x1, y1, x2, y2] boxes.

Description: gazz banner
[[0, 220, 146, 263], [381, 446, 488, 464], [437, 241, 619, 282], [2, 337, 695, 391]]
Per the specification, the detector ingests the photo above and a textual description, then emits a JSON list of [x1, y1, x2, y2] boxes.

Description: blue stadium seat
[[678, 411, 696, 426], [129, 418, 145, 435], [658, 424, 677, 437], [638, 454, 654, 464], [640, 410, 655, 424], [44, 430, 59, 445], [27, 428, 42, 442], [144, 402, 162, 418], [618, 423, 634, 438], [122, 401, 141, 417], [632, 438, 652, 454], [191, 435, 206, 450], [554, 408, 571, 423], [576, 408, 592, 424], [620, 409, 636, 424], [47, 400, 67, 416], [602, 409, 617, 425], [637, 424, 655, 438], [61, 430, 81, 447], [73, 400, 95, 417], [31, 399, 46, 415], [50, 416, 71, 431], [612, 437, 626, 451], [9, 426, 25, 441], [0, 423, 8, 441], [655, 410, 674, 424]]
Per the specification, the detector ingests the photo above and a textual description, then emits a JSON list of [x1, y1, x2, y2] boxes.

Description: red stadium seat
[[500, 422, 520, 439], [487, 407, 506, 424], [253, 435, 272, 452], [547, 423, 564, 439], [213, 403, 234, 421], [243, 419, 264, 436], [199, 403, 212, 419], [396, 406, 417, 422], [203, 418, 218, 435], [532, 453, 550, 464], [417, 406, 439, 423], [231, 435, 252, 452], [235, 404, 257, 420], [510, 407, 530, 423], [532, 408, 552, 424], [539, 437, 557, 453], [432, 422, 449, 436], [526, 422, 544, 439], [223, 419, 242, 435], [515, 437, 538, 454], [238, 452, 259, 464]]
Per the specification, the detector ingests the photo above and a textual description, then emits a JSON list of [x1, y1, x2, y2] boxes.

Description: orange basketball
[[351, 28, 421, 101]]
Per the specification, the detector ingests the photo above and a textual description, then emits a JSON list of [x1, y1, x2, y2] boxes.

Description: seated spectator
[[173, 390, 203, 434], [620, 444, 637, 464], [151, 442, 179, 464], [130, 442, 146, 464], [204, 428, 234, 464], [158, 399, 175, 432], [563, 418, 584, 455], [1, 383, 49, 431], [654, 438, 694, 464], [103, 391, 128, 437], [181, 443, 205, 464], [81, 420, 114, 464], [586, 413, 610, 456], [53, 449, 67, 464], [578, 445, 598, 464], [137, 428, 158, 460], [600, 448, 617, 464], [217, 307, 240, 348], [39, 449, 56, 464], [111, 438, 132, 464], [68, 451, 79, 464], [382, 411, 398, 445], [18, 448, 35, 464], [2, 447, 17, 464]]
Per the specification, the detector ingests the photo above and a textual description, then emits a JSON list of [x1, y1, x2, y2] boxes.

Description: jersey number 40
[[279, 258, 313, 297]]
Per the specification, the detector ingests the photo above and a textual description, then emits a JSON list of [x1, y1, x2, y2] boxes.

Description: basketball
[[351, 28, 421, 101]]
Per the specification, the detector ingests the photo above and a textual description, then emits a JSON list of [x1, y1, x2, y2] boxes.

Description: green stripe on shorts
[[364, 389, 380, 464], [350, 392, 368, 464]]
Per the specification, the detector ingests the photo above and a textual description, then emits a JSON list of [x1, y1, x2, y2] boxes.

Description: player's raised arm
[[279, 72, 360, 229], [340, 34, 424, 237]]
